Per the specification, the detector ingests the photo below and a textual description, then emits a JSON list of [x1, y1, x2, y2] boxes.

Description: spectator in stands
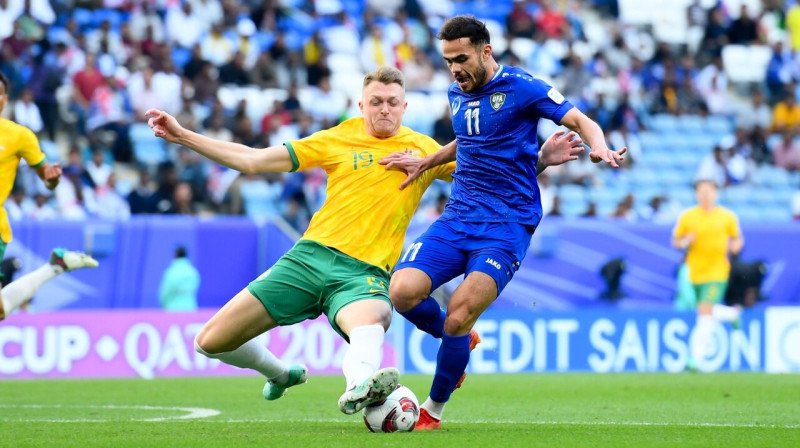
[[695, 145, 730, 187], [95, 172, 131, 220], [27, 53, 61, 141], [170, 181, 197, 215], [193, 61, 221, 104], [536, 0, 567, 39], [308, 76, 344, 126], [158, 246, 200, 312], [55, 166, 94, 220], [700, 6, 729, 58], [201, 23, 235, 67], [250, 51, 279, 89], [166, 1, 205, 49], [29, 192, 57, 220], [128, 169, 158, 214], [694, 54, 729, 115], [640, 195, 680, 225], [727, 5, 759, 45], [359, 25, 396, 72], [771, 91, 800, 133], [611, 194, 637, 221], [86, 20, 125, 64], [506, 0, 536, 38], [219, 52, 251, 86], [86, 76, 133, 163], [85, 148, 112, 188], [772, 130, 800, 172], [403, 48, 435, 91], [128, 67, 167, 121], [432, 104, 456, 146], [765, 41, 798, 103], [71, 53, 105, 135], [736, 88, 772, 132], [130, 1, 165, 44], [5, 186, 30, 221], [13, 88, 43, 135], [282, 194, 310, 233]]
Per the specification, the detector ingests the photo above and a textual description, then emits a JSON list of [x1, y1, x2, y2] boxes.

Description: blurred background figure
[[158, 246, 200, 312]]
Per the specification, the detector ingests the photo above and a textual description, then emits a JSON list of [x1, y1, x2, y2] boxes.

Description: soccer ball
[[362, 384, 420, 433]]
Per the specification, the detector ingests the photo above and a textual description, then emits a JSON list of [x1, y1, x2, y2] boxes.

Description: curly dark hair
[[436, 15, 490, 46]]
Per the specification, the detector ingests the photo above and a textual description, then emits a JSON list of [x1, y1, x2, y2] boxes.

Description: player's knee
[[443, 304, 479, 336], [194, 327, 227, 356], [388, 275, 426, 312]]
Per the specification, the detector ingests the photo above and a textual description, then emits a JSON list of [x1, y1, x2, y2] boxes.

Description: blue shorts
[[394, 217, 535, 294]]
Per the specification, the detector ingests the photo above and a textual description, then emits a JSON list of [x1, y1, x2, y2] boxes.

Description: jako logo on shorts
[[485, 258, 502, 270]]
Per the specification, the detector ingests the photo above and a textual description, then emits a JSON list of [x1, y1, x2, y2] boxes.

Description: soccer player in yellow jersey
[[145, 66, 583, 414], [673, 179, 744, 371], [0, 72, 98, 321]]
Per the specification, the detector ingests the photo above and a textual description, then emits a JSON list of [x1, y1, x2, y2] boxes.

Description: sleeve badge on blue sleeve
[[547, 88, 565, 104]]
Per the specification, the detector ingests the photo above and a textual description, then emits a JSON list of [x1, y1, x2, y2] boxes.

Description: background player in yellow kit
[[0, 73, 98, 321], [673, 179, 744, 371], [145, 66, 584, 414]]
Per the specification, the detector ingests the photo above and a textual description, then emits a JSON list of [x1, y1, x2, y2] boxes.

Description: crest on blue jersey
[[490, 92, 506, 111], [451, 97, 462, 115]]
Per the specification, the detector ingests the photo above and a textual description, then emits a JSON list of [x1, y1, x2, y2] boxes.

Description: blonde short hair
[[363, 66, 405, 89]]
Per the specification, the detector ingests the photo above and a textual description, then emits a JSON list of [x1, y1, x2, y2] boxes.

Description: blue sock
[[429, 333, 471, 403], [399, 297, 446, 338]]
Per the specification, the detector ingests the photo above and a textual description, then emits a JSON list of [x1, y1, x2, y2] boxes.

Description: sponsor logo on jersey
[[451, 97, 462, 115], [467, 100, 480, 107], [547, 88, 565, 104], [485, 257, 502, 270], [490, 92, 506, 111]]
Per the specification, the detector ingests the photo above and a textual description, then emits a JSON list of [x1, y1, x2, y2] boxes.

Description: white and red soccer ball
[[362, 384, 420, 433]]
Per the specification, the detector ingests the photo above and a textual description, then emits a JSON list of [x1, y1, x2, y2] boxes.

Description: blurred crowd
[[3, 0, 800, 232]]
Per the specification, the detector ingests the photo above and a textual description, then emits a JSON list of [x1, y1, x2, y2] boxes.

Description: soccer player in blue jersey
[[381, 16, 626, 430]]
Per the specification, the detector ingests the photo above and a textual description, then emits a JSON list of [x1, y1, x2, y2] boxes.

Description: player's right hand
[[379, 151, 423, 190], [145, 109, 183, 144]]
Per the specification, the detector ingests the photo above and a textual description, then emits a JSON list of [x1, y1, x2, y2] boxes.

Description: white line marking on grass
[[214, 418, 800, 429], [0, 404, 220, 421]]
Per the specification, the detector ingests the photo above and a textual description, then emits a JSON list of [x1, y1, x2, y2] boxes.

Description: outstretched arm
[[560, 107, 625, 168], [145, 109, 293, 174]]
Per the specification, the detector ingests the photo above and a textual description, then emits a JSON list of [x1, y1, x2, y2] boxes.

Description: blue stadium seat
[[72, 9, 93, 28], [705, 116, 734, 137], [637, 131, 662, 151], [678, 115, 705, 135], [558, 184, 588, 203], [39, 140, 61, 163], [669, 187, 695, 207], [651, 114, 679, 133]]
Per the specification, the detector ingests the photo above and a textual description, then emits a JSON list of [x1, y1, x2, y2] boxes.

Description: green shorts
[[247, 239, 392, 340], [693, 281, 728, 305]]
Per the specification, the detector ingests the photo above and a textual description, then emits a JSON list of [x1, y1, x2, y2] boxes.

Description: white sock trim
[[422, 397, 445, 419]]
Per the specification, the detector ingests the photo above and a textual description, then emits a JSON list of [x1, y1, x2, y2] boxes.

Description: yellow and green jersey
[[285, 117, 454, 271], [0, 118, 46, 243], [673, 206, 741, 284]]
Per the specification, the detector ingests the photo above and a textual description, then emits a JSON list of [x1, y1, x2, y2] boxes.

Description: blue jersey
[[442, 65, 573, 226]]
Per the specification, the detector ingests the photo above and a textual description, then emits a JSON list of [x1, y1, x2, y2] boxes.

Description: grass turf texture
[[1, 373, 797, 448]]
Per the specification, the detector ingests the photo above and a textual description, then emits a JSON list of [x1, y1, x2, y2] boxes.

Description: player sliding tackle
[[146, 66, 583, 415], [380, 16, 626, 430]]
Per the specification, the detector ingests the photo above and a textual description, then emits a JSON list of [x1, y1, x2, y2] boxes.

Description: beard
[[458, 58, 488, 93]]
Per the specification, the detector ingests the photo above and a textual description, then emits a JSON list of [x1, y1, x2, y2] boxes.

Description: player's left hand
[[541, 130, 584, 167], [379, 150, 423, 190], [43, 162, 62, 189], [589, 146, 626, 168]]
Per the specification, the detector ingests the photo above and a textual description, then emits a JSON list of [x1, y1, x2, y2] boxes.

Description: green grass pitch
[[1, 373, 798, 447]]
